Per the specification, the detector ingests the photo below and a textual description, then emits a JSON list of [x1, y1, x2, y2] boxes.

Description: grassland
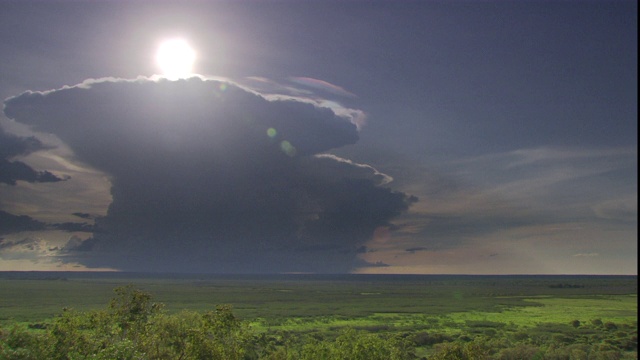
[[0, 273, 636, 358], [1, 273, 636, 325]]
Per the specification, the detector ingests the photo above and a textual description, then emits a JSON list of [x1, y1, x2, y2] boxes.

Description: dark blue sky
[[0, 1, 636, 274]]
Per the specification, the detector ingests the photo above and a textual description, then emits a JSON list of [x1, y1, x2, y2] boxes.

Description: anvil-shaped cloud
[[4, 77, 416, 273]]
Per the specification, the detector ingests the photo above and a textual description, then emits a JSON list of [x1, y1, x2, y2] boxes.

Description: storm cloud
[[0, 127, 67, 186], [0, 210, 46, 235], [4, 77, 415, 273]]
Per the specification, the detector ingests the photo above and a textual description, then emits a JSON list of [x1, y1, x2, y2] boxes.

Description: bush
[[0, 286, 255, 360], [0, 287, 423, 360], [0, 325, 52, 360], [410, 332, 453, 346], [430, 340, 491, 360], [605, 322, 618, 331], [495, 344, 541, 360], [572, 320, 582, 328]]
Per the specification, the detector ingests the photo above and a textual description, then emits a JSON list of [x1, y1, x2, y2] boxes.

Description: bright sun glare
[[155, 39, 196, 80]]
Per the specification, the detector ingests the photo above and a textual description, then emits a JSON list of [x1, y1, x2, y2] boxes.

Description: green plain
[[1, 273, 637, 359], [0, 273, 636, 333]]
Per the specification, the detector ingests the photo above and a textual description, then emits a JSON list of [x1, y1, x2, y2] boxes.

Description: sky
[[0, 1, 636, 274]]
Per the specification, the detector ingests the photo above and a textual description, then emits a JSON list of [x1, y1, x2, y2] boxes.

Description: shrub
[[572, 320, 582, 328], [512, 331, 530, 341], [430, 340, 491, 360], [604, 322, 618, 331], [410, 332, 453, 346], [495, 344, 541, 360], [0, 325, 52, 360]]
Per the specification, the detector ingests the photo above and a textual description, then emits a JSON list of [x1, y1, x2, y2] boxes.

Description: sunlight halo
[[155, 39, 196, 80]]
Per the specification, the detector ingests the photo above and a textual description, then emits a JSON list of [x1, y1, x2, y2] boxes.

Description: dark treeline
[[1, 272, 637, 282]]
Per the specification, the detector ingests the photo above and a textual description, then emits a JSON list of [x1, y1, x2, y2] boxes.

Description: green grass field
[[1, 273, 636, 330], [0, 273, 636, 359]]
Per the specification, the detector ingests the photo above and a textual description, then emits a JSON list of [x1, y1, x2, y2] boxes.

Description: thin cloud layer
[[289, 77, 357, 98], [0, 236, 57, 262], [357, 146, 637, 274], [4, 77, 415, 273]]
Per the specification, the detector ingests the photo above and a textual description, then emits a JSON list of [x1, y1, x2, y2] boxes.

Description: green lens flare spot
[[267, 128, 277, 138], [280, 141, 296, 157]]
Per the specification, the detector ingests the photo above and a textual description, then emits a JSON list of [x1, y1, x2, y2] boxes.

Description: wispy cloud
[[289, 77, 357, 98], [572, 253, 599, 257], [357, 146, 637, 274]]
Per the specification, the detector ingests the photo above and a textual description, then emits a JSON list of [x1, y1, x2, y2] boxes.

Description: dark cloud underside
[[0, 127, 66, 185], [0, 210, 46, 235]]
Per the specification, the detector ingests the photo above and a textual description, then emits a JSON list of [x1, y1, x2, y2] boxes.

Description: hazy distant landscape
[[1, 272, 636, 359]]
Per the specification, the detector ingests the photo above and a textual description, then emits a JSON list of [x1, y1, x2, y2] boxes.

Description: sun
[[155, 39, 196, 79]]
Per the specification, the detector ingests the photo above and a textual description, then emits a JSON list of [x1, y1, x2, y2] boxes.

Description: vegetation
[[0, 274, 636, 359], [0, 286, 413, 359]]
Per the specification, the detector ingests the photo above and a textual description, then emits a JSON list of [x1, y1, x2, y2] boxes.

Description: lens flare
[[280, 141, 296, 157]]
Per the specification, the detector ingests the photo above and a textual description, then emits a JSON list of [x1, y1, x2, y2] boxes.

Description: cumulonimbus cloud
[[4, 77, 416, 273]]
